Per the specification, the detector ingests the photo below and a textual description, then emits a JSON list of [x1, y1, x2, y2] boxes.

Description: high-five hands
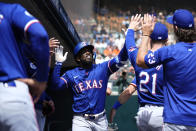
[[55, 45, 68, 63], [142, 14, 156, 36], [128, 14, 143, 31]]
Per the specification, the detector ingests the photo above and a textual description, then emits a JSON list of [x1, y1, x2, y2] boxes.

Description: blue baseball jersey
[[144, 42, 196, 126], [0, 3, 49, 82], [50, 45, 128, 114], [126, 29, 164, 106], [21, 43, 52, 110]]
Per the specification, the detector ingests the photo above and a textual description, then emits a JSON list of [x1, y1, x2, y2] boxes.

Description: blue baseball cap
[[166, 9, 194, 29], [74, 42, 94, 57], [150, 22, 168, 40]]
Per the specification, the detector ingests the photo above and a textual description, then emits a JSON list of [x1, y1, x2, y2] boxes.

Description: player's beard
[[80, 59, 93, 69]]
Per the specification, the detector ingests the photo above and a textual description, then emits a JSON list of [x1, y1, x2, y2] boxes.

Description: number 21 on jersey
[[139, 71, 157, 95]]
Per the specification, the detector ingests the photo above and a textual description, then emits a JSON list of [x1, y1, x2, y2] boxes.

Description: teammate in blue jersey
[[110, 14, 168, 131], [109, 77, 137, 123], [49, 40, 127, 131], [137, 11, 196, 130], [21, 38, 58, 131], [0, 2, 50, 131]]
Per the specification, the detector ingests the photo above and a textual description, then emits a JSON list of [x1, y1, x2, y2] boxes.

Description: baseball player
[[21, 37, 59, 131], [110, 14, 168, 131], [109, 77, 137, 123], [35, 92, 55, 131], [0, 2, 49, 131], [49, 40, 128, 131], [137, 11, 196, 130], [93, 52, 112, 96]]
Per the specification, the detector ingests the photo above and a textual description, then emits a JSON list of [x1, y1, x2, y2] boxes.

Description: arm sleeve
[[125, 29, 137, 50], [49, 62, 68, 90], [107, 43, 128, 74], [125, 29, 138, 63], [144, 46, 172, 68], [11, 4, 49, 81]]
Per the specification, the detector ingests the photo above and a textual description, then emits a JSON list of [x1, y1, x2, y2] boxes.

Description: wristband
[[142, 35, 150, 37], [55, 62, 63, 65], [112, 101, 122, 110]]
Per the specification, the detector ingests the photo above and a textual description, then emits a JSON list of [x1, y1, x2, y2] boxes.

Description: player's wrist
[[55, 62, 63, 65], [142, 31, 151, 37], [112, 101, 122, 110], [142, 34, 150, 37]]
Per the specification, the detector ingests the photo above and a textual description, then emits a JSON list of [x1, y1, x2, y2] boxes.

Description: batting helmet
[[74, 42, 94, 57]]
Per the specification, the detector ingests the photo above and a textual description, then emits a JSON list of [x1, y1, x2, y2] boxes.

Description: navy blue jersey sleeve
[[49, 62, 68, 90], [144, 46, 172, 68], [9, 4, 49, 81], [107, 43, 128, 74]]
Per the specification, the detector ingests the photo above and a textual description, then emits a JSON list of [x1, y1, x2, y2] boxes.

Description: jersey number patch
[[139, 71, 157, 95]]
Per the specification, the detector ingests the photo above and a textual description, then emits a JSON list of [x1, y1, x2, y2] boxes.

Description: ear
[[76, 56, 80, 62]]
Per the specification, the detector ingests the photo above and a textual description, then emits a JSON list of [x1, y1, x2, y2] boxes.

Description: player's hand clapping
[[55, 45, 68, 63]]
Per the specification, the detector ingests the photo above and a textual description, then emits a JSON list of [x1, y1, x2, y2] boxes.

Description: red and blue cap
[[150, 22, 168, 40], [166, 9, 194, 29]]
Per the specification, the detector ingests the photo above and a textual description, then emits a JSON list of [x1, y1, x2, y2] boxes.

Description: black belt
[[140, 103, 163, 107], [82, 110, 106, 120]]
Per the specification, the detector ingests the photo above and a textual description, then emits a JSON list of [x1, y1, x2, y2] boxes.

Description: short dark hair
[[151, 39, 167, 44], [174, 26, 195, 42]]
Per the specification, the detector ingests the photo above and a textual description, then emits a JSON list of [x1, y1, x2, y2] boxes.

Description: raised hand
[[128, 14, 142, 31], [55, 45, 68, 63], [142, 14, 156, 36], [49, 37, 60, 56]]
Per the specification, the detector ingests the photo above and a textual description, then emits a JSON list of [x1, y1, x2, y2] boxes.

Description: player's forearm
[[136, 36, 150, 68], [48, 62, 65, 90], [118, 43, 128, 62], [27, 23, 50, 81], [118, 85, 136, 104], [125, 29, 136, 51], [108, 44, 128, 73]]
